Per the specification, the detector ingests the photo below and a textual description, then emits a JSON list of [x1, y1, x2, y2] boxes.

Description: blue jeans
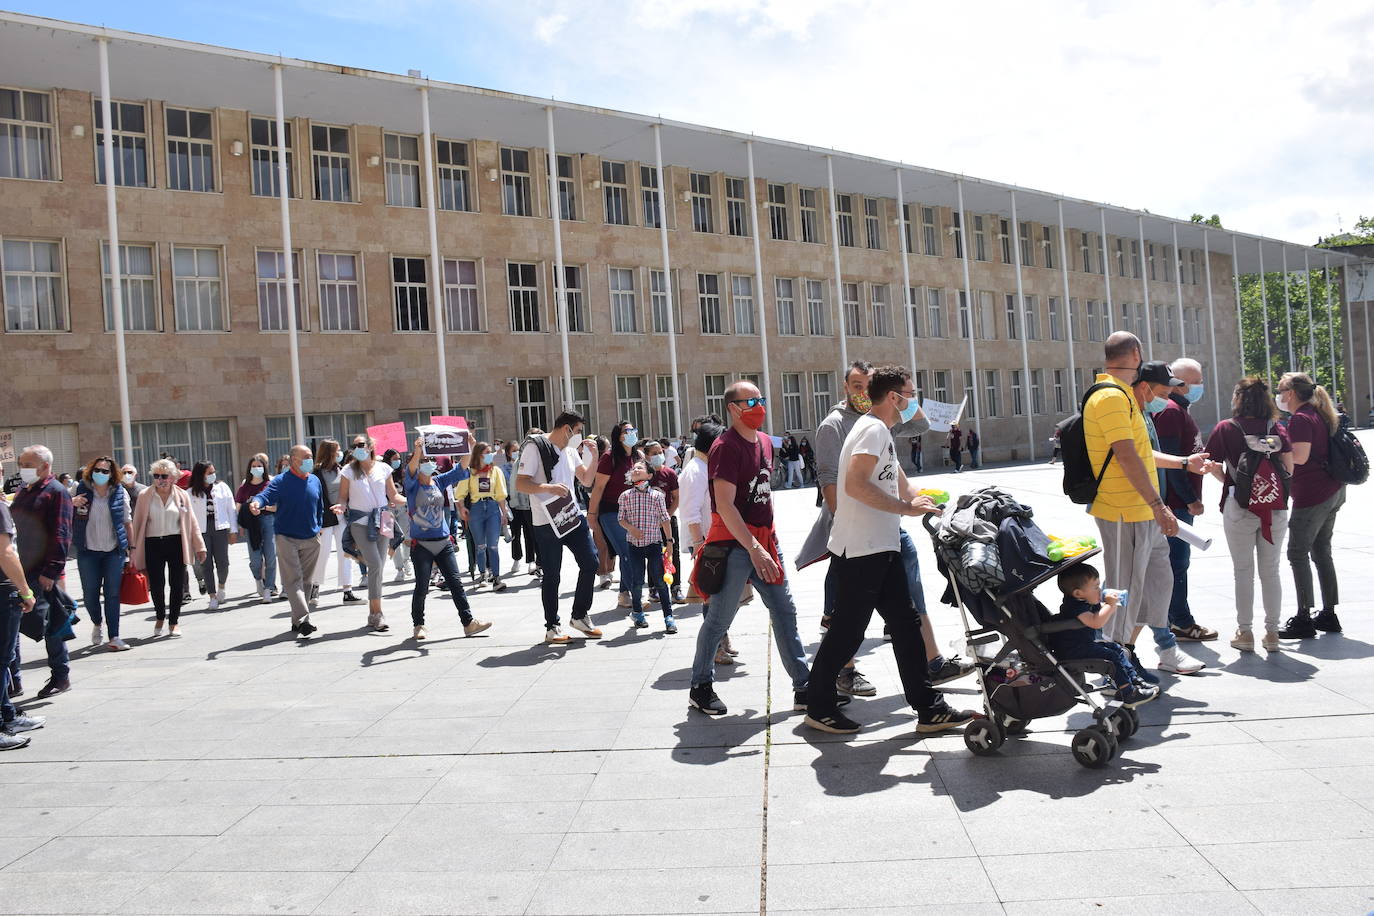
[[1, 585, 21, 723], [1055, 639, 1138, 689], [248, 512, 278, 591], [627, 543, 672, 618], [77, 548, 125, 638], [532, 516, 600, 628], [410, 541, 471, 626], [824, 526, 926, 618], [26, 572, 69, 683], [1166, 508, 1197, 629], [467, 499, 503, 579], [690, 544, 809, 691], [597, 508, 632, 587]]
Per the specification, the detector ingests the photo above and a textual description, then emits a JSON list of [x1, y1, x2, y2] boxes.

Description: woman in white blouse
[[335, 434, 404, 632], [129, 458, 206, 637], [189, 461, 238, 610]]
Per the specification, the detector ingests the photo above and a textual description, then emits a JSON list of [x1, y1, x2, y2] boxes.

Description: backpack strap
[[1082, 381, 1135, 486]]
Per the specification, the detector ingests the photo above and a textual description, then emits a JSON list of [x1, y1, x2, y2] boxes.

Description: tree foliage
[[1237, 268, 1345, 394]]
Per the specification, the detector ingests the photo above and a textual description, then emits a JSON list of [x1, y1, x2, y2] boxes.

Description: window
[[400, 408, 490, 445], [1054, 369, 1066, 414], [800, 188, 819, 243], [1024, 295, 1040, 340], [609, 266, 638, 333], [836, 194, 855, 247], [963, 370, 978, 420], [1048, 296, 1063, 341], [570, 379, 594, 431], [3, 239, 64, 331], [551, 153, 577, 221], [314, 252, 362, 332], [872, 284, 892, 337], [901, 204, 914, 254], [0, 88, 54, 180], [554, 265, 587, 333], [256, 250, 305, 332], [782, 373, 804, 431], [1116, 239, 1127, 278], [94, 100, 148, 187], [1086, 300, 1099, 341], [640, 165, 662, 229], [1031, 368, 1045, 415], [501, 147, 532, 216], [1147, 243, 1157, 281], [508, 262, 540, 333], [926, 288, 944, 338], [864, 198, 882, 249], [436, 139, 472, 212], [1020, 221, 1034, 267], [172, 245, 223, 332], [1069, 298, 1081, 341], [806, 279, 828, 336], [116, 418, 234, 479], [952, 211, 964, 259], [1121, 302, 1132, 335], [843, 281, 863, 337], [101, 243, 158, 332], [1042, 226, 1055, 270], [775, 278, 798, 335], [391, 256, 428, 332], [383, 132, 421, 207], [690, 173, 714, 233], [731, 274, 756, 335], [906, 286, 921, 337], [1005, 293, 1020, 340], [933, 370, 950, 404], [649, 268, 682, 334], [602, 160, 630, 226], [1166, 306, 1177, 344], [768, 183, 789, 241], [1191, 250, 1202, 286], [725, 177, 748, 237], [311, 124, 352, 202], [983, 369, 1000, 417], [266, 412, 369, 461], [978, 216, 991, 263], [1135, 302, 1148, 338], [1011, 369, 1025, 416], [957, 289, 972, 339], [922, 206, 940, 257], [1163, 245, 1174, 282], [655, 375, 683, 437], [1153, 308, 1164, 345], [704, 374, 727, 420], [1130, 240, 1142, 279], [615, 375, 646, 432], [811, 372, 833, 425], [443, 258, 481, 332], [249, 116, 293, 198], [516, 379, 549, 434], [698, 273, 724, 334]]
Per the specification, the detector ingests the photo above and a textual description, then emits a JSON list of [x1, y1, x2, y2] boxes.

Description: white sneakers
[[207, 595, 220, 611], [91, 624, 103, 646], [259, 586, 271, 604], [1157, 645, 1205, 675], [569, 617, 604, 638], [107, 637, 130, 652], [526, 563, 539, 576]]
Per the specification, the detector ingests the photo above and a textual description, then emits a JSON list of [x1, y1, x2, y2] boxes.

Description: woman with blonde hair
[[1276, 372, 1348, 638], [71, 455, 130, 650], [129, 458, 206, 637], [453, 441, 510, 591]]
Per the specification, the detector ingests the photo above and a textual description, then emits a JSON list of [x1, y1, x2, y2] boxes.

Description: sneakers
[[1312, 609, 1342, 633], [836, 668, 877, 697], [664, 615, 678, 634], [714, 645, 734, 665], [930, 655, 977, 686], [526, 562, 539, 576], [804, 710, 862, 734], [342, 590, 362, 604], [1171, 623, 1219, 641], [296, 619, 318, 637], [107, 637, 130, 652], [413, 626, 427, 640], [492, 578, 507, 593], [367, 612, 390, 633], [1278, 610, 1317, 639], [1231, 629, 1255, 652], [597, 573, 613, 590], [91, 624, 103, 646], [671, 588, 686, 604], [569, 616, 603, 638], [916, 701, 979, 734], [168, 624, 180, 637], [6, 714, 46, 733], [307, 584, 319, 608], [1157, 645, 1206, 675], [207, 595, 220, 611], [1123, 644, 1161, 684], [259, 586, 272, 604], [1262, 630, 1281, 652], [358, 574, 369, 589], [393, 568, 408, 584], [1115, 683, 1159, 708], [617, 591, 631, 609], [463, 619, 492, 636], [153, 621, 164, 638], [792, 690, 852, 711], [0, 731, 30, 751], [689, 685, 727, 716], [35, 678, 71, 699], [216, 590, 227, 606], [544, 625, 571, 644], [631, 611, 648, 629]]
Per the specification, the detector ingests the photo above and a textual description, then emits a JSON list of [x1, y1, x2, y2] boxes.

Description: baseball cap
[[1136, 360, 1183, 387]]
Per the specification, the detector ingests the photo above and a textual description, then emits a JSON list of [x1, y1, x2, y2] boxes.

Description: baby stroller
[[924, 489, 1138, 768]]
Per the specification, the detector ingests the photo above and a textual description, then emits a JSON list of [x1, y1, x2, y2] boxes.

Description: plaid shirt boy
[[617, 484, 670, 548]]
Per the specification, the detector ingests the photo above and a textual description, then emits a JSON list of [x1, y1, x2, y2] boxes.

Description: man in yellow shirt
[[1083, 332, 1212, 681]]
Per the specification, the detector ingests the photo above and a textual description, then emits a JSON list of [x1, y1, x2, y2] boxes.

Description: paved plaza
[[3, 443, 1374, 915]]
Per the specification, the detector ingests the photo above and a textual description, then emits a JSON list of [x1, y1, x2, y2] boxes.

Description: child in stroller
[[1048, 564, 1158, 709]]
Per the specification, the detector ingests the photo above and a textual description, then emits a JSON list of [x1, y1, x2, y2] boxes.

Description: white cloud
[[534, 12, 569, 44]]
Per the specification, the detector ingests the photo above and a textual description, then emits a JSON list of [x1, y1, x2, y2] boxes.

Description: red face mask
[[740, 404, 767, 430]]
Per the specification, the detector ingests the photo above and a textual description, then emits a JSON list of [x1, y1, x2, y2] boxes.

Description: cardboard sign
[[0, 430, 13, 465], [416, 424, 472, 458], [920, 397, 967, 433], [536, 489, 582, 539], [366, 422, 408, 456]]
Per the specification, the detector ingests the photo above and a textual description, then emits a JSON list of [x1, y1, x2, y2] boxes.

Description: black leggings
[[509, 507, 537, 565], [410, 541, 472, 627], [145, 534, 186, 624]]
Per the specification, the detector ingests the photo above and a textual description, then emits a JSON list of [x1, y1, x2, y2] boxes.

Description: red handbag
[[119, 566, 150, 605]]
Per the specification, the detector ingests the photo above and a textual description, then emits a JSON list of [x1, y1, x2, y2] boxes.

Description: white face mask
[[123, 472, 136, 485], [19, 467, 39, 485]]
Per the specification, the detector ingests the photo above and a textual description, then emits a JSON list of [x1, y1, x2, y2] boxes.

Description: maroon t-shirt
[[707, 428, 774, 530], [596, 451, 637, 514], [1286, 404, 1341, 508], [1204, 417, 1291, 510], [649, 466, 679, 506]]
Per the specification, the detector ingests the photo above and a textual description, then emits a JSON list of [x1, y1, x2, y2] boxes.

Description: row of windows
[[1, 86, 1213, 281]]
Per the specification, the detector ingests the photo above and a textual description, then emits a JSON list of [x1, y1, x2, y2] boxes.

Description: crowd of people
[[0, 332, 1356, 750]]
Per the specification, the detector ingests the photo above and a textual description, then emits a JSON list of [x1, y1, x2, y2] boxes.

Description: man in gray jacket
[[800, 361, 974, 694]]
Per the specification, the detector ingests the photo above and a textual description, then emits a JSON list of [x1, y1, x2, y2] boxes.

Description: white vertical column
[[1303, 251, 1315, 375], [419, 87, 449, 416], [544, 105, 574, 410], [895, 169, 917, 374], [1056, 200, 1076, 402], [1325, 254, 1337, 397], [1258, 241, 1273, 383], [98, 39, 134, 466], [1137, 215, 1153, 359], [956, 179, 981, 441], [1099, 208, 1114, 333], [273, 64, 305, 443], [1357, 266, 1373, 421], [744, 141, 773, 411], [825, 155, 848, 377], [1202, 230, 1222, 425], [1009, 192, 1035, 460], [1172, 224, 1185, 358], [1281, 246, 1295, 371], [1232, 235, 1244, 378], [652, 124, 681, 434]]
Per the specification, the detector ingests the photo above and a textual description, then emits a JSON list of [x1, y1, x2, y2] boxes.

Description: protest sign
[[416, 424, 472, 458], [0, 430, 13, 464], [920, 397, 967, 433], [366, 422, 407, 456], [535, 490, 581, 539]]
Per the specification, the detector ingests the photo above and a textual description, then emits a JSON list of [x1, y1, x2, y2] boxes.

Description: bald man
[[249, 445, 324, 637]]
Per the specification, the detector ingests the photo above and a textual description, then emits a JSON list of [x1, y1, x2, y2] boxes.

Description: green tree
[[1318, 215, 1374, 247], [1190, 213, 1223, 227], [1237, 268, 1344, 393]]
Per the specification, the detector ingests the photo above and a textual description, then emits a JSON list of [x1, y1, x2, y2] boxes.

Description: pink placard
[[429, 416, 471, 431], [367, 422, 408, 455]]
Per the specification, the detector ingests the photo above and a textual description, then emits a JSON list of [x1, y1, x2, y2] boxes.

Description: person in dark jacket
[[71, 455, 131, 651], [11, 444, 75, 698]]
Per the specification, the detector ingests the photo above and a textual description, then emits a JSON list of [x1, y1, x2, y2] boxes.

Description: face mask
[[1146, 396, 1168, 414], [352, 447, 370, 462], [648, 454, 665, 470], [419, 461, 437, 477], [1186, 384, 1204, 404], [482, 453, 495, 467], [251, 466, 265, 478], [389, 459, 402, 470], [205, 473, 217, 485], [19, 467, 38, 485], [740, 404, 767, 430], [898, 395, 920, 424], [92, 471, 111, 486], [299, 458, 315, 474], [122, 472, 135, 485], [623, 431, 639, 448], [634, 479, 650, 490], [849, 390, 872, 415]]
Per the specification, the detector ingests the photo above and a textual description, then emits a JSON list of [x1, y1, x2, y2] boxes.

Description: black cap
[[1136, 360, 1183, 387]]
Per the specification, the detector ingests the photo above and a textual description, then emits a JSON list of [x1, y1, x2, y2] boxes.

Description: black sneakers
[[1312, 609, 1342, 633], [689, 685, 727, 716], [792, 690, 852, 712], [1278, 610, 1318, 639], [297, 620, 317, 637], [804, 710, 862, 734], [930, 655, 976, 686], [916, 701, 979, 734], [1122, 644, 1161, 684]]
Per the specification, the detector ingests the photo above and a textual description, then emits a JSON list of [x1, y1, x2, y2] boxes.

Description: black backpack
[[519, 434, 561, 484], [1058, 381, 1135, 505], [1326, 414, 1369, 486]]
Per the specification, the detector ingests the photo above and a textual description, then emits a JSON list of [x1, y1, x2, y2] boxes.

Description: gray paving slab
[[1242, 886, 1374, 915], [314, 870, 543, 915], [523, 865, 761, 915], [114, 870, 346, 915]]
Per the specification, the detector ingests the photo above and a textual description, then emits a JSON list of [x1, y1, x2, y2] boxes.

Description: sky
[[19, 0, 1372, 245]]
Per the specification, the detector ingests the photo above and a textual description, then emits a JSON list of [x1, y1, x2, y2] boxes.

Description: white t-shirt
[[828, 413, 901, 559], [346, 462, 392, 512], [519, 439, 585, 527], [664, 445, 679, 467]]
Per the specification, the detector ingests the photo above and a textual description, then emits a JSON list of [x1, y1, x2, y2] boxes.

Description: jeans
[[950, 447, 962, 471], [410, 540, 472, 626], [969, 447, 980, 469], [77, 548, 124, 638], [144, 534, 186, 625], [509, 507, 536, 566], [467, 499, 503, 579], [1222, 499, 1289, 631], [201, 527, 230, 592], [1055, 639, 1138, 689], [1166, 509, 1197, 629], [532, 516, 600, 628], [21, 573, 69, 682], [248, 512, 278, 591], [1287, 486, 1345, 610], [808, 550, 936, 715], [597, 508, 632, 589], [823, 526, 926, 619], [690, 544, 809, 691], [1, 586, 21, 722], [912, 450, 923, 472], [626, 543, 672, 617]]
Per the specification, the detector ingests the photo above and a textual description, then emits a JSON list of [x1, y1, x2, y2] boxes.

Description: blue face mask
[[299, 458, 315, 474], [419, 461, 437, 477], [389, 459, 402, 470], [1146, 396, 1168, 414], [205, 473, 217, 485], [352, 447, 371, 462], [1186, 384, 1204, 404], [648, 454, 665, 469], [623, 431, 639, 448], [251, 466, 265, 478], [91, 471, 111, 486], [482, 453, 495, 467], [898, 395, 920, 424]]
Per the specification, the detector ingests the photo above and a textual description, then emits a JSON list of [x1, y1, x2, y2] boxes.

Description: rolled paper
[[1174, 520, 1212, 551]]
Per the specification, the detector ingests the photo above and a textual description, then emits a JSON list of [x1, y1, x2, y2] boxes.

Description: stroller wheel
[[1107, 708, 1139, 740], [964, 719, 1004, 756], [1071, 727, 1115, 768]]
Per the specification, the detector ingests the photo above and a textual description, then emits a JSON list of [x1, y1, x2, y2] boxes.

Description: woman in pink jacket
[[129, 458, 206, 638]]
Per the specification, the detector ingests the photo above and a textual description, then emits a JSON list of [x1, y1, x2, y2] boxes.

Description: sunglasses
[[94, 467, 114, 474], [152, 473, 171, 480], [729, 397, 767, 408]]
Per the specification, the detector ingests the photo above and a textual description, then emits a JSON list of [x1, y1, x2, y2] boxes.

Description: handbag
[[120, 565, 151, 605], [689, 542, 733, 599]]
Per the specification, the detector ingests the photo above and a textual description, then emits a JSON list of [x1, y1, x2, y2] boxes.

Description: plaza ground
[[3, 438, 1373, 915]]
